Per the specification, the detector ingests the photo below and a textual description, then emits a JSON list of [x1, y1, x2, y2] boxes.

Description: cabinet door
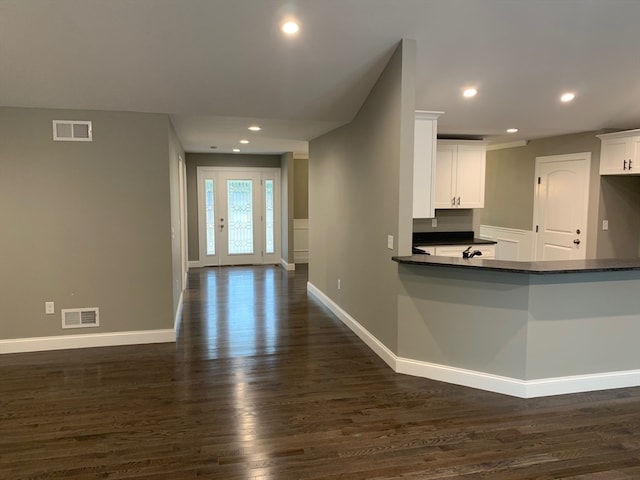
[[629, 137, 640, 173], [435, 145, 456, 209], [455, 144, 486, 208], [433, 245, 466, 257], [599, 137, 629, 174], [413, 116, 437, 218]]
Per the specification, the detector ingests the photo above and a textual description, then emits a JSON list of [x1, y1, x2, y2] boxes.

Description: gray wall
[[477, 131, 606, 259], [293, 157, 309, 220], [309, 40, 416, 352], [413, 209, 474, 233], [0, 107, 175, 339], [185, 152, 281, 262]]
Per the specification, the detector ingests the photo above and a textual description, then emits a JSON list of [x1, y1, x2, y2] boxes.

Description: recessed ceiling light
[[560, 92, 575, 102], [282, 20, 299, 35], [232, 148, 240, 153], [239, 139, 249, 144], [463, 88, 478, 98], [506, 128, 519, 134], [248, 125, 261, 132]]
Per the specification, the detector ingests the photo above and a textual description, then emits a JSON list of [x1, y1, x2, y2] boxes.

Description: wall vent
[[61, 308, 100, 329], [52, 120, 93, 142]]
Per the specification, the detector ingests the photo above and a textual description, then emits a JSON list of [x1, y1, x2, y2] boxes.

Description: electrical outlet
[[387, 235, 394, 250], [45, 301, 55, 315], [432, 218, 437, 228], [602, 219, 609, 231]]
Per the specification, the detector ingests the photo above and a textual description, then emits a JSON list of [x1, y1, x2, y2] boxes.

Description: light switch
[[387, 235, 394, 250], [602, 220, 609, 231], [432, 218, 438, 228], [45, 301, 55, 315]]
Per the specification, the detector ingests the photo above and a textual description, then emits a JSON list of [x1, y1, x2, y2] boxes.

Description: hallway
[[2, 265, 640, 479]]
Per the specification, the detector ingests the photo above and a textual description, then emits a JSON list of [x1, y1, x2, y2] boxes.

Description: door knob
[[573, 238, 581, 245]]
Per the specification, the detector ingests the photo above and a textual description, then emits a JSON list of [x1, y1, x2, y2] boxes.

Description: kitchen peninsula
[[392, 254, 640, 398]]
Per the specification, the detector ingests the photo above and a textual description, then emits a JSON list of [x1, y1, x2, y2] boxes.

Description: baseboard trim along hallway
[[307, 281, 640, 398], [0, 329, 176, 354]]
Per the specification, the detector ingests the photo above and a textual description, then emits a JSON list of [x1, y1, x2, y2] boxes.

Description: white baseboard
[[188, 260, 202, 268], [0, 329, 176, 355], [280, 258, 296, 271], [307, 282, 396, 370], [307, 281, 640, 398]]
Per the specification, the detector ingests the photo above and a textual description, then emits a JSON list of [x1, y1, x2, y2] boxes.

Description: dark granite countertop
[[412, 231, 496, 246], [392, 255, 640, 274]]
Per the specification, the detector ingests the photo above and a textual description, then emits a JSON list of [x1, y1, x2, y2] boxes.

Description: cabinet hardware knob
[[452, 197, 456, 206], [624, 159, 628, 170], [630, 160, 633, 170], [573, 238, 581, 245], [457, 196, 461, 206]]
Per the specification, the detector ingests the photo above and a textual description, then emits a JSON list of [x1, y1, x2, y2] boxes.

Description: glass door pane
[[265, 179, 275, 254], [227, 179, 254, 255], [205, 179, 215, 255]]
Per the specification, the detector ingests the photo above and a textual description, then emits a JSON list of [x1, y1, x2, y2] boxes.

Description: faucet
[[462, 246, 483, 259]]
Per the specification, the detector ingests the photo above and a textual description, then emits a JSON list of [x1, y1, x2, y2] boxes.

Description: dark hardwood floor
[[2, 265, 640, 479]]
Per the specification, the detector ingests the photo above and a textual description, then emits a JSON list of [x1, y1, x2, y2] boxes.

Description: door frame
[[532, 152, 591, 260], [196, 166, 281, 267]]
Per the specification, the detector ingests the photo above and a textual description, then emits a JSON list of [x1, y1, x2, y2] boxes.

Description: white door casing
[[533, 153, 591, 261], [197, 167, 281, 266]]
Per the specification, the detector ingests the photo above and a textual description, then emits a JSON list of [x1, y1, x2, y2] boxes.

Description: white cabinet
[[435, 141, 486, 209], [597, 130, 640, 175], [413, 111, 443, 218], [414, 244, 496, 258]]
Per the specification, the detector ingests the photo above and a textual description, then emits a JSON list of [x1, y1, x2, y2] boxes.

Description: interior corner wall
[[478, 131, 603, 258], [168, 120, 186, 318], [0, 107, 174, 340], [293, 157, 309, 220], [308, 40, 416, 352], [184, 152, 281, 262]]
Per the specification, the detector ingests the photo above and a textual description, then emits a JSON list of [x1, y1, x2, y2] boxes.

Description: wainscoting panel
[[479, 225, 534, 261], [293, 219, 309, 264]]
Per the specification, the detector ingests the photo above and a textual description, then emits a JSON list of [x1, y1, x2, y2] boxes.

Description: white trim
[[188, 260, 202, 268], [0, 329, 176, 355], [280, 258, 295, 271], [307, 281, 640, 398], [396, 358, 527, 397], [306, 282, 396, 370], [524, 370, 640, 398], [174, 291, 184, 333], [486, 140, 528, 151]]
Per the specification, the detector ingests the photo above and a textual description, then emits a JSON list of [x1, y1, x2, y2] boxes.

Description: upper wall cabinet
[[597, 129, 640, 175], [435, 140, 486, 209], [413, 111, 443, 218]]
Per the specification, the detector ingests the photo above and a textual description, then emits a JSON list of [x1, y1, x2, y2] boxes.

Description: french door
[[197, 167, 280, 266]]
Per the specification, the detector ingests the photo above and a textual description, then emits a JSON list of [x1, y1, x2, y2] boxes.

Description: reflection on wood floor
[[2, 264, 640, 479]]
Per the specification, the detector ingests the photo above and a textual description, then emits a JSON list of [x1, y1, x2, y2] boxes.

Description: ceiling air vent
[[61, 308, 100, 329], [52, 120, 93, 142]]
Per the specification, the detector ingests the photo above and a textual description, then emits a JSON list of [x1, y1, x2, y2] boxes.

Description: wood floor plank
[[2, 265, 640, 479]]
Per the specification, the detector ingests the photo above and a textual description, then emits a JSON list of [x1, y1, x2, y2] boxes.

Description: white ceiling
[[2, 0, 640, 155]]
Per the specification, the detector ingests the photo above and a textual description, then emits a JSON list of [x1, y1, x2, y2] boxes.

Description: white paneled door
[[197, 167, 280, 266], [533, 153, 591, 260]]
